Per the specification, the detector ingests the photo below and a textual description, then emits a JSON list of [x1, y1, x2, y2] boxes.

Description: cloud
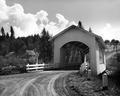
[[45, 14, 76, 35], [96, 23, 120, 40], [0, 0, 8, 21], [36, 10, 49, 25], [56, 14, 69, 28], [0, 0, 76, 37]]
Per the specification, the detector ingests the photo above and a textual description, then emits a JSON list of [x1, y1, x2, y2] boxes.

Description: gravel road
[[0, 71, 72, 96]]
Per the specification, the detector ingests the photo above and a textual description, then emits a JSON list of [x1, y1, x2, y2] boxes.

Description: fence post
[[27, 64, 29, 71], [36, 63, 38, 71], [102, 73, 108, 90]]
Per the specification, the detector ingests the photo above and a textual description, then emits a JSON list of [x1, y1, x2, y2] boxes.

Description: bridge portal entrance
[[60, 41, 89, 69]]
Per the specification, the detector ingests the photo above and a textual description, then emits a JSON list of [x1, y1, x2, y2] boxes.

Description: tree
[[0, 41, 10, 56], [33, 34, 41, 52], [12, 39, 27, 55], [114, 40, 119, 51], [78, 21, 84, 29], [10, 26, 15, 38], [0, 27, 10, 55], [6, 33, 9, 39], [104, 40, 110, 45], [39, 28, 52, 63], [110, 39, 119, 53], [110, 39, 119, 50], [114, 40, 119, 46], [26, 36, 34, 50], [1, 27, 5, 36], [111, 39, 116, 45], [113, 40, 119, 62]]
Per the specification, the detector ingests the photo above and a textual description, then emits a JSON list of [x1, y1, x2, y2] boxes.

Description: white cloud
[[45, 16, 76, 35], [36, 10, 49, 25], [0, 0, 76, 37], [95, 23, 120, 40], [0, 0, 8, 21], [56, 14, 69, 28], [45, 22, 58, 35]]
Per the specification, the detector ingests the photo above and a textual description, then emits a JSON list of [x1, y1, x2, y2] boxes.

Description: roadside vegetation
[[0, 26, 52, 75], [65, 42, 120, 96], [66, 72, 120, 96]]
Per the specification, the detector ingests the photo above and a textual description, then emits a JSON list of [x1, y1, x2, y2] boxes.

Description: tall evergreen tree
[[0, 27, 10, 55], [78, 21, 84, 29], [40, 28, 52, 63], [12, 38, 27, 54], [10, 26, 15, 38], [26, 36, 34, 50], [6, 33, 9, 39], [1, 27, 5, 36]]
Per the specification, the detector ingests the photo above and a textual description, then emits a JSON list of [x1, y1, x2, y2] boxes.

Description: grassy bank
[[66, 72, 120, 96]]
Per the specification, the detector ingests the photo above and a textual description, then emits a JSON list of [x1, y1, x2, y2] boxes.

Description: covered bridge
[[50, 24, 106, 75]]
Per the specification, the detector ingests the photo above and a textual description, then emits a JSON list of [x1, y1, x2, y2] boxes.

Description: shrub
[[0, 66, 14, 75], [9, 58, 27, 73], [0, 56, 27, 75]]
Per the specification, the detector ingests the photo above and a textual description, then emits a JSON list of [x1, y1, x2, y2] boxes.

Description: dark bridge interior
[[60, 41, 89, 70]]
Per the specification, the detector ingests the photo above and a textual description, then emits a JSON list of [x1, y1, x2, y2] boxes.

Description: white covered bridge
[[49, 24, 106, 75]]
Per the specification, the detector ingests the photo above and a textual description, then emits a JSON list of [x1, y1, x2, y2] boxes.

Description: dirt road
[[0, 71, 71, 96]]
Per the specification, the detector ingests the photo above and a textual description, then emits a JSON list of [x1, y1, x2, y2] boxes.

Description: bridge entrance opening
[[60, 41, 89, 69]]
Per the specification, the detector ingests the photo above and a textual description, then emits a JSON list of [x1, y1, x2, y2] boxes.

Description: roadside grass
[[66, 72, 120, 96], [65, 53, 120, 96], [106, 52, 120, 88]]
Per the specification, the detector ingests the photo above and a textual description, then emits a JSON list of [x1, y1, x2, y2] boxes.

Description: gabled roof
[[50, 25, 106, 49], [50, 25, 94, 41]]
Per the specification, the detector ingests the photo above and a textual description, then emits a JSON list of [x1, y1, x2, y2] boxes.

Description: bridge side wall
[[95, 41, 106, 74]]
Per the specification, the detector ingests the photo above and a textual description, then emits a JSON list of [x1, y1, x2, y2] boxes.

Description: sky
[[0, 0, 120, 40]]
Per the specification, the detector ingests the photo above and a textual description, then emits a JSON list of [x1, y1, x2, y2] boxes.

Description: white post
[[87, 69, 91, 80], [36, 63, 38, 71], [26, 64, 29, 71], [84, 55, 87, 63], [102, 73, 108, 90]]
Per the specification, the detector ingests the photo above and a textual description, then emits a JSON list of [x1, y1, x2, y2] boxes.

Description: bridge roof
[[50, 25, 106, 49]]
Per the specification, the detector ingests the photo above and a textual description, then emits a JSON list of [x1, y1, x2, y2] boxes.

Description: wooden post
[[87, 69, 91, 80], [27, 64, 29, 69], [36, 63, 38, 71], [26, 64, 29, 72], [102, 73, 108, 90]]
